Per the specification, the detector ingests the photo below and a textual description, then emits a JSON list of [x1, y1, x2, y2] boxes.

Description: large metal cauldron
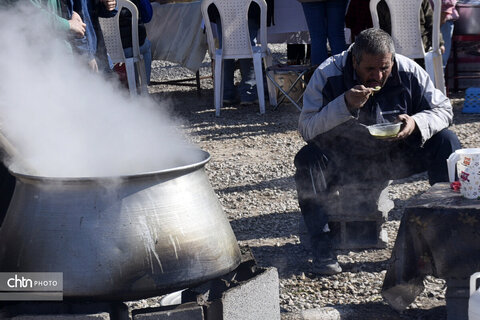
[[0, 150, 241, 300]]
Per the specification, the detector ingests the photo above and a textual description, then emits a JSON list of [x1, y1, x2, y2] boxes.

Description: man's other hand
[[395, 114, 416, 139], [102, 0, 116, 11], [88, 59, 99, 72]]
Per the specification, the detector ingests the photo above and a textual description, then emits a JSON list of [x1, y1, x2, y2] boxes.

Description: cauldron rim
[[8, 149, 210, 182]]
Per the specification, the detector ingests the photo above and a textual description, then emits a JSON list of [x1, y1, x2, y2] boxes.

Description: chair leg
[[137, 57, 149, 95], [195, 70, 201, 96], [253, 53, 265, 114], [263, 55, 277, 107], [214, 55, 223, 117], [125, 59, 137, 96]]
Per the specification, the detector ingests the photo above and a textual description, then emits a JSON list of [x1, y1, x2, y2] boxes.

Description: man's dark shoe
[[312, 257, 342, 275], [239, 94, 258, 105], [223, 97, 239, 105], [240, 98, 259, 105]]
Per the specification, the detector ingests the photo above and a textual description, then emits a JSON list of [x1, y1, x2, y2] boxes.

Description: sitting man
[[294, 28, 461, 275]]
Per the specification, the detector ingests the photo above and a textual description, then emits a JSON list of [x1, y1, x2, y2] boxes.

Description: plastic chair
[[201, 0, 277, 116], [369, 0, 446, 94], [99, 0, 148, 96]]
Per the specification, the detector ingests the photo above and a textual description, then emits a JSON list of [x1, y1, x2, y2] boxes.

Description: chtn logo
[[7, 275, 33, 288]]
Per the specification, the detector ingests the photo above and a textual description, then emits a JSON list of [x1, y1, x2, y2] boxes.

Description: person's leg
[[287, 44, 306, 65], [301, 2, 328, 65], [326, 0, 348, 56], [420, 128, 462, 185], [441, 20, 455, 68], [124, 43, 151, 87], [140, 38, 152, 85], [238, 16, 259, 104], [294, 144, 341, 275], [215, 21, 237, 103]]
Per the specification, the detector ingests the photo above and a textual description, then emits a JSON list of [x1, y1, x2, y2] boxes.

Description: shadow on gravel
[[451, 92, 480, 126], [149, 90, 301, 138], [230, 211, 300, 241], [247, 243, 311, 277], [216, 176, 295, 194], [337, 302, 446, 320], [452, 111, 480, 126], [339, 259, 390, 273]]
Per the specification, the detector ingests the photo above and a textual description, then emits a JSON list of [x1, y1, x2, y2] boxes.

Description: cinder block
[[206, 267, 280, 320], [299, 182, 392, 250], [281, 307, 341, 320], [328, 218, 387, 249], [132, 302, 203, 320], [10, 313, 110, 320]]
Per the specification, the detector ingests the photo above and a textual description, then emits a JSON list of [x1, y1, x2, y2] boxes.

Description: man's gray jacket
[[299, 48, 453, 146]]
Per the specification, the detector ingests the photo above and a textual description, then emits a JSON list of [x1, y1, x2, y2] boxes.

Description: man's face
[[353, 53, 394, 88]]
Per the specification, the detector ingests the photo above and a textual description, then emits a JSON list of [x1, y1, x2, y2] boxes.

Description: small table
[[382, 183, 480, 319]]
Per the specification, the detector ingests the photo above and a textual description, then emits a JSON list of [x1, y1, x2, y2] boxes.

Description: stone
[[205, 267, 280, 320], [281, 307, 341, 320], [132, 302, 203, 320]]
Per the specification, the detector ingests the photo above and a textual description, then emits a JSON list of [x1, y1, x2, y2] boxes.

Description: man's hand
[[344, 85, 376, 112], [101, 0, 116, 11], [88, 59, 99, 72], [395, 114, 416, 139], [69, 11, 86, 37]]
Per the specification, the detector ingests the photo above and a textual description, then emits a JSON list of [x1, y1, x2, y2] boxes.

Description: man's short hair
[[351, 28, 395, 64]]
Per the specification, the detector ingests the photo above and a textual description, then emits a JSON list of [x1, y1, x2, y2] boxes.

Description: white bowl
[[367, 122, 401, 138]]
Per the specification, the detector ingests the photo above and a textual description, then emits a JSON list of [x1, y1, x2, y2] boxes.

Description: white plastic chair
[[201, 0, 277, 116], [99, 0, 148, 96], [369, 0, 446, 94]]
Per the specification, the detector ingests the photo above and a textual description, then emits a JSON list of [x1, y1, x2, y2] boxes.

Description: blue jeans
[[441, 20, 455, 68], [301, 0, 348, 65], [124, 38, 152, 85], [215, 19, 259, 101]]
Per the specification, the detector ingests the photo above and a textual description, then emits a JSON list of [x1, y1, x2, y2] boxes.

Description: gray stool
[[299, 181, 393, 250]]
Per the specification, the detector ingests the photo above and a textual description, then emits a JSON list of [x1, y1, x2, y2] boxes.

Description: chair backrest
[[201, 0, 268, 60], [370, 0, 442, 60], [99, 0, 140, 64]]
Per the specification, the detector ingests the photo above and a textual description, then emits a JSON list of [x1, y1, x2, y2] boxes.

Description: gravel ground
[[129, 44, 480, 320]]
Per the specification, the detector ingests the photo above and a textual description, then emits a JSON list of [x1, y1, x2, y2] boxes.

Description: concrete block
[[132, 302, 203, 320], [329, 218, 388, 250], [298, 214, 388, 250], [281, 307, 341, 320], [206, 267, 280, 320]]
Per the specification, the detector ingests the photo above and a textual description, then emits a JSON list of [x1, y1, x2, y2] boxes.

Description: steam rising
[[0, 3, 200, 177]]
